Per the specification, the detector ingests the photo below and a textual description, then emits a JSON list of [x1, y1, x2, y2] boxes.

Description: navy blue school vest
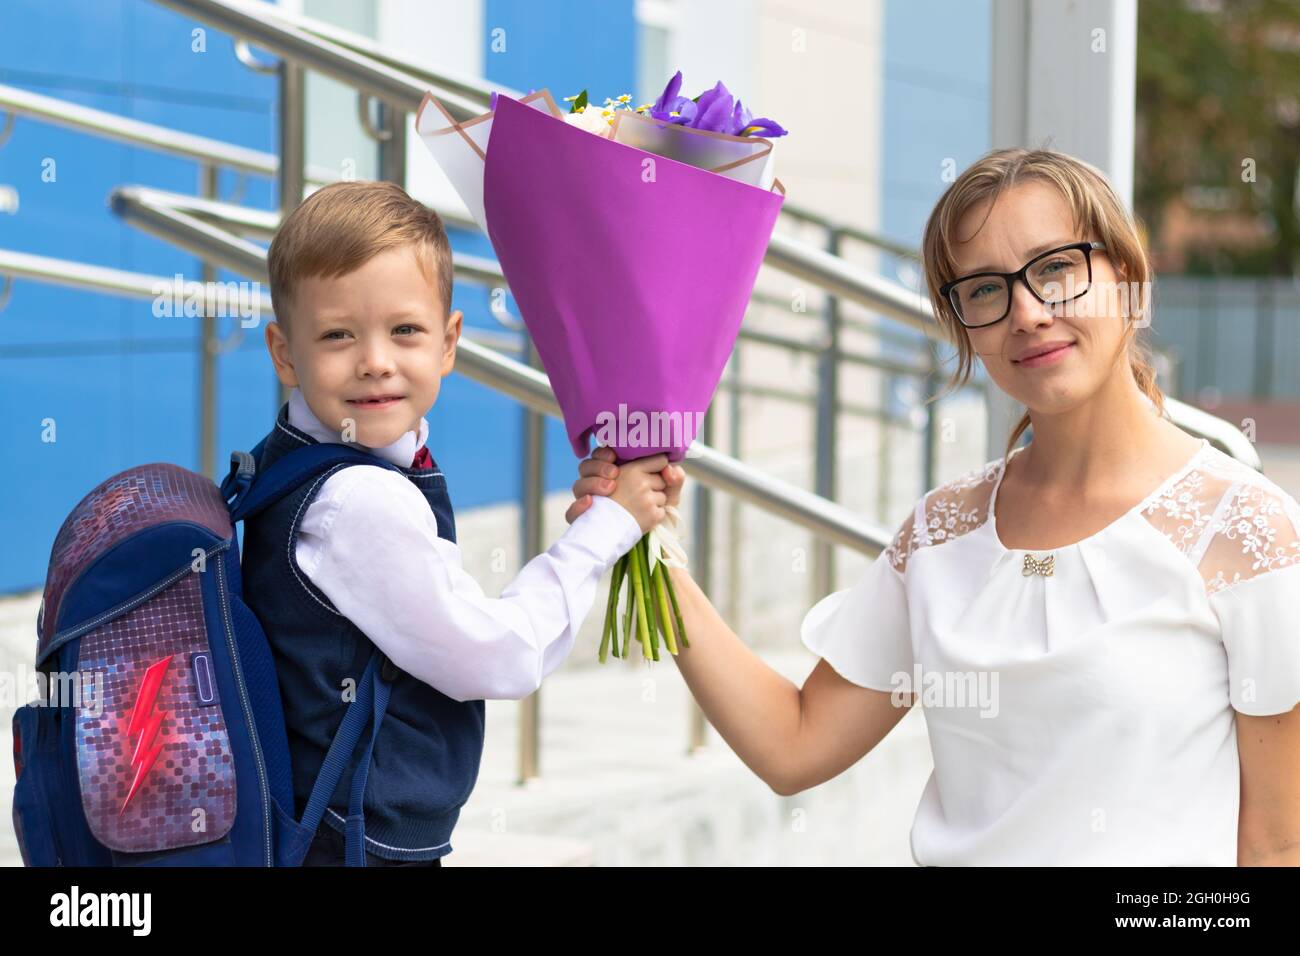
[[240, 404, 486, 861]]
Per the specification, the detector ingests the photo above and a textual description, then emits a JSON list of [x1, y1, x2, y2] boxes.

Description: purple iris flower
[[740, 116, 788, 137], [649, 70, 786, 137], [649, 70, 697, 126], [692, 81, 736, 132], [724, 94, 787, 136]]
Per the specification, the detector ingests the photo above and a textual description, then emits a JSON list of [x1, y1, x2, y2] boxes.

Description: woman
[[567, 148, 1300, 866]]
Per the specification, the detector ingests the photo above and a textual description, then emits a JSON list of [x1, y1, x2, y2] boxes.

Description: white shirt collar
[[287, 387, 429, 468]]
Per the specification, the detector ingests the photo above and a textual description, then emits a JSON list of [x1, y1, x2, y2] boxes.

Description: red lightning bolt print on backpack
[[11, 443, 409, 866]]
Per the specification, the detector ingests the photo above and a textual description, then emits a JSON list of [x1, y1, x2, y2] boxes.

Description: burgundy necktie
[[410, 445, 433, 471]]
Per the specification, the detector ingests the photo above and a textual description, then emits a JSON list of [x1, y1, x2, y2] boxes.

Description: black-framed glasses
[[939, 241, 1106, 329]]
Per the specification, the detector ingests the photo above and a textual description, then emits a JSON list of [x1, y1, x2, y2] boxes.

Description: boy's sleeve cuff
[[570, 495, 644, 562]]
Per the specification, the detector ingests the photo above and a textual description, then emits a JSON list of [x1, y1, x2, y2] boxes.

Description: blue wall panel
[[0, 0, 641, 592], [0, 0, 277, 592]]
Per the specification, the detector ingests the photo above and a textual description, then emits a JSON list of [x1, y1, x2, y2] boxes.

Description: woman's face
[[950, 180, 1131, 416]]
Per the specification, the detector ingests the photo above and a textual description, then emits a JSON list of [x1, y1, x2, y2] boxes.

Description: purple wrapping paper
[[482, 92, 784, 463]]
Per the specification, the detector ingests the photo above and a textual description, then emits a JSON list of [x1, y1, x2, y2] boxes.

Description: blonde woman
[[568, 148, 1300, 866]]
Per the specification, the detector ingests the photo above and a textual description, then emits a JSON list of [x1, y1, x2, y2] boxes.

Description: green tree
[[1136, 0, 1300, 275]]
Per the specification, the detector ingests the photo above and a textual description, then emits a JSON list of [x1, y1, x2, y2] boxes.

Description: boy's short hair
[[268, 180, 453, 336]]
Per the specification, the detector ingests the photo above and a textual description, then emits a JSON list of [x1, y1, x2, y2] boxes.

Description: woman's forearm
[[667, 565, 804, 792]]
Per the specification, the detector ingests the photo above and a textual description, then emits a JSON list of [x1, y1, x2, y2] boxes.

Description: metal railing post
[[878, 373, 893, 523], [812, 227, 841, 603], [688, 408, 714, 754], [725, 344, 742, 654], [922, 350, 939, 496], [198, 163, 219, 479], [276, 58, 305, 411], [518, 338, 545, 783], [376, 100, 407, 186]]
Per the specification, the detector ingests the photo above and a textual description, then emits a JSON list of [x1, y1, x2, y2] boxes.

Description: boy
[[244, 180, 669, 866]]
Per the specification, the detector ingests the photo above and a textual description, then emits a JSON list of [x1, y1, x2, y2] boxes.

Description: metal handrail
[[763, 236, 1260, 466], [152, 0, 483, 119], [0, 64, 961, 578], [109, 186, 499, 286], [7, 14, 1210, 466], [0, 247, 524, 356], [0, 83, 276, 176], [0, 247, 272, 310], [129, 3, 945, 335], [231, 0, 500, 110], [0, 83, 338, 186], [217, 0, 923, 267], [227, 2, 1257, 469], [1, 0, 1259, 476], [0, 0, 1260, 476], [170, 185, 479, 237], [779, 205, 922, 260], [120, 186, 944, 379], [0, 81, 1205, 452], [763, 232, 939, 338], [99, 188, 890, 555]]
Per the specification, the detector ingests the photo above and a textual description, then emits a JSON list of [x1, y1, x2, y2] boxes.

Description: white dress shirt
[[802, 437, 1300, 865], [284, 388, 643, 702]]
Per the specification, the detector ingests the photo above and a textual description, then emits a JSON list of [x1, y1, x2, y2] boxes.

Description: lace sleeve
[[885, 461, 999, 575], [1199, 482, 1300, 594], [884, 499, 923, 573], [1200, 480, 1300, 716]]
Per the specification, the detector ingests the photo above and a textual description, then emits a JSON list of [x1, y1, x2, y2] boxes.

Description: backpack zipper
[[43, 541, 228, 662]]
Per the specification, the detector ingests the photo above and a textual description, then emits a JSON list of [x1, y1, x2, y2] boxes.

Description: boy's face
[[265, 243, 461, 449]]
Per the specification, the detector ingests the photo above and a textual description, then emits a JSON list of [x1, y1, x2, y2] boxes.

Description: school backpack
[[11, 440, 405, 866]]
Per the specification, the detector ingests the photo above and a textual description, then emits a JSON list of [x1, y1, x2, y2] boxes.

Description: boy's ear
[[441, 309, 463, 376], [265, 320, 300, 388]]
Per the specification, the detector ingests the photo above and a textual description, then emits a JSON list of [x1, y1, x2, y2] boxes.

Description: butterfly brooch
[[1022, 553, 1055, 577]]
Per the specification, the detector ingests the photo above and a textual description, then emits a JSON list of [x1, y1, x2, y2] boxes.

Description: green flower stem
[[630, 535, 653, 660], [626, 586, 637, 654], [641, 537, 661, 661], [598, 540, 691, 663], [621, 555, 636, 654], [613, 553, 629, 658], [598, 600, 612, 663], [600, 554, 626, 662], [598, 564, 613, 662], [664, 565, 688, 649], [652, 561, 679, 654], [637, 537, 655, 661]]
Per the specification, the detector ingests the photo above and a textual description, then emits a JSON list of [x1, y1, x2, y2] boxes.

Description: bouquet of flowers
[[416, 71, 786, 663]]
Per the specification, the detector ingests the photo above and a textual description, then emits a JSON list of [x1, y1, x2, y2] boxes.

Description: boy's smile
[[265, 243, 462, 449]]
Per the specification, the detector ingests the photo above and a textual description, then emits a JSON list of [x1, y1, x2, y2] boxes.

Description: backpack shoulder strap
[[221, 441, 404, 866], [295, 647, 394, 866], [221, 441, 401, 525]]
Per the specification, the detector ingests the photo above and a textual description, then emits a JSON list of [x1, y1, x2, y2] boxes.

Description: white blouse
[[801, 436, 1300, 865]]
